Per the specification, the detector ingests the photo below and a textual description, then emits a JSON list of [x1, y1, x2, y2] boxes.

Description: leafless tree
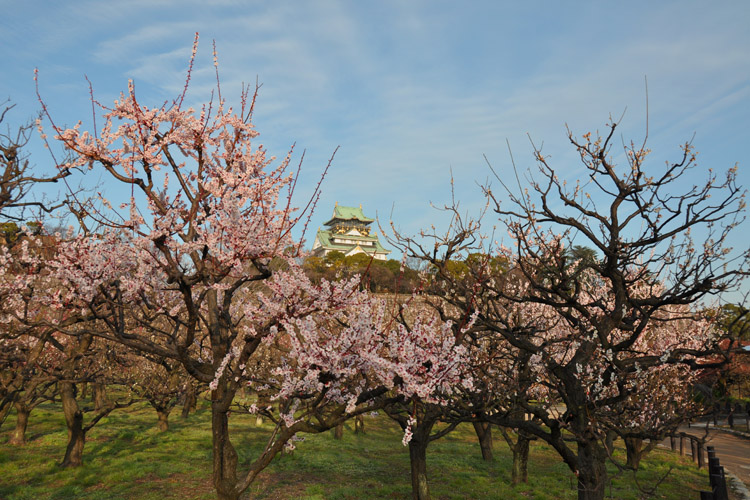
[[393, 116, 748, 500], [0, 101, 71, 223]]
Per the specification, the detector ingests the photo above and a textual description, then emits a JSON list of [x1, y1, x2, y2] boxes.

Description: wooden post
[[670, 435, 676, 451], [708, 457, 720, 475], [710, 470, 728, 500], [679, 434, 685, 456], [690, 436, 698, 464], [697, 442, 705, 469]]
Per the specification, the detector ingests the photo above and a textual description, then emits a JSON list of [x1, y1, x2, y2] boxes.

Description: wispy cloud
[[2, 0, 749, 265]]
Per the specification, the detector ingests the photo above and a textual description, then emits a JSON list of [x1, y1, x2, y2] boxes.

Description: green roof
[[323, 205, 374, 226], [314, 229, 390, 255]]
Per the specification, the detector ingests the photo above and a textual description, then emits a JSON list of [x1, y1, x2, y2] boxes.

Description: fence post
[[679, 434, 685, 456], [704, 446, 730, 500], [670, 435, 676, 451], [690, 436, 698, 464], [710, 469, 728, 500]]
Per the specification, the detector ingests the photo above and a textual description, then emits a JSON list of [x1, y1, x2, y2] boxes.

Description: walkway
[[669, 423, 750, 491]]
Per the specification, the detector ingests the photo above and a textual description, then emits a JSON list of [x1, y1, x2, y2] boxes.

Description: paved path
[[666, 424, 750, 489]]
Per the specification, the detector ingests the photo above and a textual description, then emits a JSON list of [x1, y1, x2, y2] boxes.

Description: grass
[[0, 401, 710, 499]]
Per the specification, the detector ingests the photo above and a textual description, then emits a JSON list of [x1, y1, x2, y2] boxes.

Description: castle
[[311, 203, 390, 260]]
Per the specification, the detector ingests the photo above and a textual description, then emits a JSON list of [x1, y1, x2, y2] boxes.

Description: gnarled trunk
[[472, 421, 493, 461], [92, 382, 108, 411], [511, 431, 531, 484], [181, 383, 196, 419], [354, 414, 365, 434], [60, 381, 85, 467], [157, 408, 170, 432], [499, 425, 531, 484], [576, 438, 607, 500], [211, 386, 240, 500], [624, 436, 643, 469], [603, 430, 616, 455], [624, 436, 657, 470], [333, 423, 344, 439], [408, 419, 435, 500], [0, 398, 13, 430], [148, 399, 172, 432], [9, 402, 30, 445]]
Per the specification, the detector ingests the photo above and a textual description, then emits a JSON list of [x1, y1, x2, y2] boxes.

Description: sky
[[2, 1, 749, 298]]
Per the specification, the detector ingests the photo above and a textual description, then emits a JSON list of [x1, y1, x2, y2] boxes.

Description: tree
[[599, 355, 703, 469], [0, 229, 67, 445], [706, 303, 750, 399], [56, 333, 136, 467], [389, 218, 546, 488], [719, 303, 750, 341], [374, 294, 477, 500], [127, 355, 189, 432], [303, 254, 420, 294], [0, 225, 139, 464], [394, 117, 746, 500], [31, 52, 356, 492], [17, 35, 470, 500], [0, 101, 74, 440], [0, 101, 71, 221], [482, 120, 745, 500], [0, 330, 58, 444]]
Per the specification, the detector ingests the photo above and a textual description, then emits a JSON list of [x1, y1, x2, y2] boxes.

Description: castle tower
[[311, 203, 390, 260]]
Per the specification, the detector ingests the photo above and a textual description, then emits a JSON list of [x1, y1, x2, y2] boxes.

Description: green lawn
[[0, 401, 709, 499]]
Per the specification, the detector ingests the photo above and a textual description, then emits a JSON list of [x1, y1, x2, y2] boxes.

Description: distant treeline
[[303, 251, 420, 293]]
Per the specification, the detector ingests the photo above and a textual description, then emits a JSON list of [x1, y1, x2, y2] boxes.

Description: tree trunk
[[354, 414, 365, 434], [157, 408, 170, 432], [408, 420, 435, 500], [511, 432, 531, 484], [498, 425, 532, 484], [576, 439, 607, 500], [9, 402, 30, 445], [60, 381, 85, 467], [333, 423, 344, 439], [0, 398, 13, 430], [211, 388, 240, 500], [92, 382, 108, 411], [624, 436, 643, 469], [603, 430, 616, 455], [472, 421, 493, 461], [181, 383, 196, 419]]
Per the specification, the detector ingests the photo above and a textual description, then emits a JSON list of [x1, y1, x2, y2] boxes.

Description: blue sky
[[2, 0, 749, 295]]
